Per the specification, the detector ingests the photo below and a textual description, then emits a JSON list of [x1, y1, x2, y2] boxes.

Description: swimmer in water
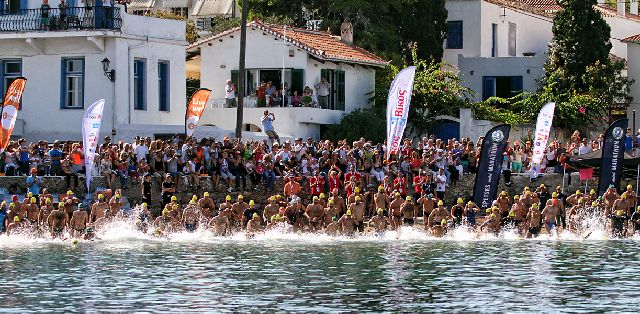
[[608, 209, 629, 238], [430, 218, 447, 238], [525, 203, 542, 238], [6, 216, 24, 236], [338, 209, 357, 236], [47, 203, 67, 239], [324, 216, 340, 236], [183, 199, 200, 232], [69, 203, 89, 238], [305, 196, 324, 232], [246, 213, 262, 236], [209, 210, 231, 236], [367, 208, 390, 234], [541, 199, 559, 234]]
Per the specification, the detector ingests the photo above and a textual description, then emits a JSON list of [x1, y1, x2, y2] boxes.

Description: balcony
[[0, 6, 122, 32]]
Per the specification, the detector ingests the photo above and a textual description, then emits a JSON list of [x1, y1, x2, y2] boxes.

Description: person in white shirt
[[225, 79, 237, 108], [435, 168, 447, 199], [314, 78, 330, 109], [578, 139, 592, 155], [134, 142, 149, 162]]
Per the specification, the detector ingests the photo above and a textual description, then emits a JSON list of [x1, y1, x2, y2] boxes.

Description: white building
[[623, 34, 640, 127], [444, 0, 640, 128], [0, 1, 187, 142], [186, 20, 387, 139], [128, 0, 238, 32]]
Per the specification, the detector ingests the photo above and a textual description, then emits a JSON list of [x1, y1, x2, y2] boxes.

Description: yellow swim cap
[[355, 196, 362, 202], [467, 201, 474, 206], [116, 194, 121, 198], [313, 196, 318, 201], [395, 192, 401, 197], [58, 203, 64, 209], [28, 192, 33, 197], [276, 194, 282, 199], [319, 193, 326, 199], [13, 216, 20, 222], [46, 199, 51, 204], [622, 194, 627, 199], [192, 195, 198, 200], [377, 208, 384, 214], [204, 192, 209, 197], [162, 208, 170, 216], [406, 196, 412, 201], [532, 203, 539, 209], [355, 187, 360, 193], [457, 198, 463, 204], [441, 218, 447, 226], [226, 195, 232, 201], [98, 194, 104, 199], [578, 199, 584, 205], [328, 200, 334, 205], [189, 200, 196, 205], [486, 208, 491, 213], [67, 190, 74, 195], [238, 195, 244, 200], [492, 206, 499, 212], [346, 209, 352, 216], [552, 192, 558, 198], [514, 195, 520, 200], [524, 187, 530, 192], [30, 197, 36, 203], [637, 206, 640, 212], [9, 203, 15, 208], [628, 184, 633, 190], [171, 196, 177, 201], [576, 190, 582, 195], [173, 204, 179, 209], [540, 184, 546, 188], [438, 200, 444, 206], [501, 191, 507, 196], [590, 189, 596, 195], [592, 202, 598, 207], [616, 210, 624, 216], [526, 191, 532, 196], [253, 212, 259, 218], [143, 203, 148, 207], [378, 186, 384, 192], [508, 211, 516, 218], [249, 200, 255, 206]]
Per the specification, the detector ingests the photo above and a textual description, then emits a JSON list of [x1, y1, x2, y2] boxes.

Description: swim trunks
[[185, 223, 197, 232], [529, 226, 541, 236], [403, 218, 414, 226], [545, 221, 556, 230]]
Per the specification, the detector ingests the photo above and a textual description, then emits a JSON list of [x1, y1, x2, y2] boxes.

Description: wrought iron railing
[[0, 6, 122, 32]]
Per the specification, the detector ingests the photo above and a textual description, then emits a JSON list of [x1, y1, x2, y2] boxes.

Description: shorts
[[514, 220, 523, 226], [403, 218, 414, 226], [355, 221, 364, 232], [225, 98, 237, 108], [545, 222, 556, 230], [185, 223, 197, 232], [529, 226, 541, 236]]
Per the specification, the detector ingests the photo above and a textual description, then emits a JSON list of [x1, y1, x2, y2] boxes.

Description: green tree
[[322, 108, 386, 143], [146, 11, 199, 44]]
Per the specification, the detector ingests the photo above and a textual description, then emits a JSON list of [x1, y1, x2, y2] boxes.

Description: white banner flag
[[530, 102, 555, 177], [386, 66, 416, 158], [82, 99, 105, 191]]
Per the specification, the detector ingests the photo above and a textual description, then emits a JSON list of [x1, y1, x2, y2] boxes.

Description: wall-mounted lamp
[[101, 57, 115, 82]]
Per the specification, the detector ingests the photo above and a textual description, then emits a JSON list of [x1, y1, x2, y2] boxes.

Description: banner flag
[[0, 77, 27, 152], [185, 88, 212, 137], [579, 167, 594, 181], [82, 99, 105, 191], [386, 66, 416, 158], [530, 102, 555, 178], [597, 118, 628, 195], [472, 124, 511, 209]]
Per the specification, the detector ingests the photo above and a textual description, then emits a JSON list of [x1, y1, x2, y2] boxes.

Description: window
[[482, 76, 523, 101], [446, 21, 463, 49], [335, 70, 345, 111], [1, 59, 22, 102], [60, 58, 84, 109], [134, 59, 146, 110], [508, 22, 517, 57], [170, 7, 188, 18], [196, 18, 215, 31], [158, 61, 170, 111], [491, 23, 498, 57]]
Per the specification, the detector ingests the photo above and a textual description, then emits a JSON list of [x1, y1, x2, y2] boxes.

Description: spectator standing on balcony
[[291, 91, 301, 107], [315, 78, 330, 109], [40, 0, 51, 30], [58, 0, 67, 29], [225, 79, 237, 108], [256, 81, 266, 108]]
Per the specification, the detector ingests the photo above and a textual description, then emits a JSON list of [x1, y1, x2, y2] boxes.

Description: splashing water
[[1, 205, 637, 247]]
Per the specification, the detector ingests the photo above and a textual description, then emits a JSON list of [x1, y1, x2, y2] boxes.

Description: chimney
[[340, 20, 353, 46], [618, 0, 626, 16], [631, 0, 638, 16]]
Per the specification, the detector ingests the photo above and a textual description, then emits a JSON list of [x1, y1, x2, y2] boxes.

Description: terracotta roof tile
[[622, 34, 640, 43], [188, 20, 388, 67]]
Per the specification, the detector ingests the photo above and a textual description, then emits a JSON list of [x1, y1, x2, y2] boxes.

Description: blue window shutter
[[482, 76, 495, 101], [159, 62, 169, 111], [60, 59, 65, 109], [141, 60, 146, 110], [19, 0, 27, 11], [81, 58, 85, 108]]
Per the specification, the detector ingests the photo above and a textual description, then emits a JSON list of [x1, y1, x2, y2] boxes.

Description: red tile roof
[[622, 34, 640, 43], [188, 20, 388, 67], [486, 0, 640, 21]]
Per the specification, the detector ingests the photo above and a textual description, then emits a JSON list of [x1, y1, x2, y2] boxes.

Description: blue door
[[432, 120, 460, 142]]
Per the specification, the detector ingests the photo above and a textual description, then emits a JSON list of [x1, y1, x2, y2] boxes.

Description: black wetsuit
[[608, 214, 629, 238], [452, 205, 464, 226]]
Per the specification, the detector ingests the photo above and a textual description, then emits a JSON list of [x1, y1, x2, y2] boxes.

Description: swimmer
[[480, 207, 501, 235], [24, 197, 40, 225], [367, 208, 390, 234], [246, 213, 262, 236], [91, 194, 109, 223], [542, 199, 559, 234], [430, 218, 447, 238], [322, 200, 340, 227], [69, 203, 89, 238], [337, 209, 357, 236], [209, 210, 231, 236], [263, 197, 280, 223], [153, 208, 173, 234], [525, 203, 542, 238], [608, 210, 629, 238], [305, 196, 325, 232], [463, 201, 479, 227], [401, 196, 416, 226], [47, 203, 67, 239], [109, 190, 124, 218], [231, 195, 249, 230], [324, 216, 340, 236], [389, 193, 403, 230], [198, 192, 216, 219], [450, 198, 465, 226], [428, 200, 449, 228], [6, 216, 24, 236], [136, 203, 153, 233], [349, 196, 366, 232]]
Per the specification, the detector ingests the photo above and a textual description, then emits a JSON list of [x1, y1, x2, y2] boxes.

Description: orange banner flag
[[185, 88, 212, 137], [0, 77, 27, 151]]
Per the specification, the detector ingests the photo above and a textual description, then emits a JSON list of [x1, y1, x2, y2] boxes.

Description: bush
[[322, 108, 385, 143]]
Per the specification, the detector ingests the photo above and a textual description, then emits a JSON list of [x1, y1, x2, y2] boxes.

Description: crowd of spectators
[[3, 129, 638, 202], [225, 78, 332, 109]]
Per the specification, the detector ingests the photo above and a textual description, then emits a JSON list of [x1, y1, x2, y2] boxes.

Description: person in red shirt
[[309, 170, 324, 196], [394, 173, 408, 197], [413, 170, 426, 196], [256, 81, 267, 107], [328, 168, 341, 192], [344, 177, 357, 200], [344, 165, 362, 187]]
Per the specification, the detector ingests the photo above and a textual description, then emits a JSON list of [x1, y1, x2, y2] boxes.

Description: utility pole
[[235, 0, 247, 138]]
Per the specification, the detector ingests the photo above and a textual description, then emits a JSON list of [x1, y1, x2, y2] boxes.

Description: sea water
[[1, 208, 639, 312]]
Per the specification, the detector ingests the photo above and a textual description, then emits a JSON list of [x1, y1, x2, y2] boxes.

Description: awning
[[128, 0, 156, 10], [162, 0, 191, 8], [192, 0, 237, 17]]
